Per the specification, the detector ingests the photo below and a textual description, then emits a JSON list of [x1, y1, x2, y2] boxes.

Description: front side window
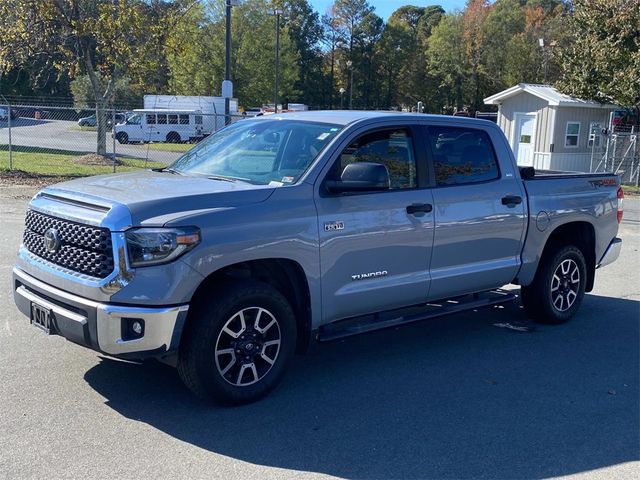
[[127, 114, 141, 125], [170, 119, 342, 185], [565, 122, 580, 147], [337, 128, 417, 189], [427, 126, 499, 186]]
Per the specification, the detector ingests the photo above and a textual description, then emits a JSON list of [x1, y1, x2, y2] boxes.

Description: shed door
[[514, 114, 536, 166]]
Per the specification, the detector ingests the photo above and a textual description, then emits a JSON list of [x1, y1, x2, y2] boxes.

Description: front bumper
[[13, 267, 188, 359]]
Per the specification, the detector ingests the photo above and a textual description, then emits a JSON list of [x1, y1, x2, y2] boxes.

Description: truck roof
[[261, 110, 497, 127]]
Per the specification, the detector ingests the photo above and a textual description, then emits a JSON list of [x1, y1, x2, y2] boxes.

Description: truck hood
[[40, 170, 275, 228]]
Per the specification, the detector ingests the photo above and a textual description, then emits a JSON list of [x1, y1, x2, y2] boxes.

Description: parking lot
[[0, 118, 184, 165], [0, 183, 638, 480]]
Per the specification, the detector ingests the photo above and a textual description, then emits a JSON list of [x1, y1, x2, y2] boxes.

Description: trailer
[[143, 95, 239, 135]]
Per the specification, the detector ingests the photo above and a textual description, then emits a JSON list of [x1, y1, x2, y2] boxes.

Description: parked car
[[78, 112, 127, 129], [0, 106, 18, 120], [13, 111, 623, 405]]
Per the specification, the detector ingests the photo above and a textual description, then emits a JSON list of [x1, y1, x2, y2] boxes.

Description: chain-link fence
[[590, 124, 639, 186], [0, 101, 245, 179]]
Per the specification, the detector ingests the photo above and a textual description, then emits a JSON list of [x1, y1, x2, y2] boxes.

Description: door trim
[[513, 112, 537, 164]]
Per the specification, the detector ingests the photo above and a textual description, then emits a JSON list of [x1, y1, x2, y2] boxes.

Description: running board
[[317, 289, 517, 342]]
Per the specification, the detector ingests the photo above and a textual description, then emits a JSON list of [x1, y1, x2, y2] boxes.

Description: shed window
[[588, 122, 602, 148], [565, 122, 580, 147]]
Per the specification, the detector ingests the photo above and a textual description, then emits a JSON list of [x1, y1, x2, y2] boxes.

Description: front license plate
[[30, 302, 52, 334]]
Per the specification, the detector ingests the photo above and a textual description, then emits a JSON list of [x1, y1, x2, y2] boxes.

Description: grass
[[69, 125, 98, 132], [623, 184, 640, 195], [140, 142, 195, 153], [0, 145, 164, 177]]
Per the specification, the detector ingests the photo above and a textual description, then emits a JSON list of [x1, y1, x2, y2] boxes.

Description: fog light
[[132, 321, 143, 335], [121, 318, 145, 341]]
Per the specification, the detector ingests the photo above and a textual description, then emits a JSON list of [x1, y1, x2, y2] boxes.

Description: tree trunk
[[95, 100, 107, 157]]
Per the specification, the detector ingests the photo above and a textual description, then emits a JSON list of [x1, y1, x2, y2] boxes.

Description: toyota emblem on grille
[[43, 228, 61, 253]]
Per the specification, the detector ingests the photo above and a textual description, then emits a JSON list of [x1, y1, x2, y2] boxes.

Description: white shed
[[484, 84, 618, 172]]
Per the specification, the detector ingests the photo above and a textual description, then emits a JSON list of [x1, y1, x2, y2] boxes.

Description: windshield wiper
[[207, 175, 237, 182], [152, 167, 182, 175]]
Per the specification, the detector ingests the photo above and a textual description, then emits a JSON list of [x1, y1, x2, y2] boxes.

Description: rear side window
[[168, 114, 178, 125], [179, 114, 189, 125], [427, 126, 499, 186], [338, 128, 417, 189]]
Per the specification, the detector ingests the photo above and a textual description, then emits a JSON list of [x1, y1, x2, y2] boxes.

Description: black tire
[[115, 132, 129, 144], [166, 132, 181, 143], [178, 280, 296, 405], [521, 245, 587, 324]]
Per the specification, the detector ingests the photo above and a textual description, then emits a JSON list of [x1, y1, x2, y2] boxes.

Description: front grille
[[23, 210, 114, 278]]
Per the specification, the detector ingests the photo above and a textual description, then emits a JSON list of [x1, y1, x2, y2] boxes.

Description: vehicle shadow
[[84, 293, 639, 479]]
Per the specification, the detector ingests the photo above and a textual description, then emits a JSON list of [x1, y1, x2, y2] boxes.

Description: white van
[[113, 109, 204, 144]]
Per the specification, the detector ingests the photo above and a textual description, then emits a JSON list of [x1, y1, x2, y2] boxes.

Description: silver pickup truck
[[13, 111, 623, 405]]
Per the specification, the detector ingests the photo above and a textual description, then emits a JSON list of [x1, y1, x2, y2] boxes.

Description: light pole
[[346, 60, 353, 109], [339, 87, 345, 109], [223, 1, 241, 125], [270, 8, 283, 114]]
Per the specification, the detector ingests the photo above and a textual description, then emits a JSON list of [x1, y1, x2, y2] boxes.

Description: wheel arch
[[188, 258, 312, 353], [538, 221, 596, 292]]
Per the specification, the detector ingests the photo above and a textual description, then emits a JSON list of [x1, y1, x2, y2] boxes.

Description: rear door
[[425, 124, 527, 299], [315, 124, 435, 323]]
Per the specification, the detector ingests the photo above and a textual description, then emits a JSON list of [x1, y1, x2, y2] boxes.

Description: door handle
[[406, 203, 433, 214], [501, 195, 523, 207]]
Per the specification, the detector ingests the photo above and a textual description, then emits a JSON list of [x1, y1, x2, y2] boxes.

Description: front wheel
[[115, 132, 129, 144], [521, 245, 587, 324], [178, 281, 296, 405]]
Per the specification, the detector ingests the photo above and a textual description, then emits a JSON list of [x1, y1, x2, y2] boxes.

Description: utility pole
[[273, 8, 282, 113], [346, 60, 353, 109], [223, 1, 240, 125]]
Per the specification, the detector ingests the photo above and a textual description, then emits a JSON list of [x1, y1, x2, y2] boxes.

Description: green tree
[[427, 13, 471, 111], [0, 0, 176, 155], [555, 0, 640, 107], [70, 74, 143, 110]]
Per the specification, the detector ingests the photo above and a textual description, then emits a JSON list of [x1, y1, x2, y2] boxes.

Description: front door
[[514, 114, 536, 166], [316, 126, 434, 323]]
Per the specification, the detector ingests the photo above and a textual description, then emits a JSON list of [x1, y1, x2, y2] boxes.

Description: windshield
[[169, 119, 342, 185]]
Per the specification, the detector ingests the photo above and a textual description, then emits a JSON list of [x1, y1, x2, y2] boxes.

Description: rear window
[[427, 126, 499, 186]]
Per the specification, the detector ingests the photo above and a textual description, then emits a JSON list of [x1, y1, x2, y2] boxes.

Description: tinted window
[[146, 114, 155, 125], [179, 114, 189, 125], [157, 114, 167, 125], [338, 128, 417, 189], [428, 127, 499, 186], [168, 114, 178, 125]]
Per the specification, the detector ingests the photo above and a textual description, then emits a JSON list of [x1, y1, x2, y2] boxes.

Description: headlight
[[125, 227, 201, 267]]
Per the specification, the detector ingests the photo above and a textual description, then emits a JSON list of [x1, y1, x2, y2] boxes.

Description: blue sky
[[309, 1, 467, 19]]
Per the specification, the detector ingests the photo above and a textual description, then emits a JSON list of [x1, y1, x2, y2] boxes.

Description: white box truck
[[143, 95, 238, 135]]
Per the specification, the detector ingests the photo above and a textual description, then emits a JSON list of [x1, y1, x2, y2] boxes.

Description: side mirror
[[326, 162, 390, 193]]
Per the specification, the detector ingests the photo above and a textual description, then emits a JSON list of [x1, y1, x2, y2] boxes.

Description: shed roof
[[484, 83, 618, 109]]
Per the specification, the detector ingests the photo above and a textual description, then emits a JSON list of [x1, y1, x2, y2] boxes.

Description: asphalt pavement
[[0, 118, 182, 164], [0, 184, 638, 480]]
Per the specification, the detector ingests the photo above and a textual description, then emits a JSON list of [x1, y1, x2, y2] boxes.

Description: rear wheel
[[166, 131, 181, 143], [115, 132, 129, 144], [521, 245, 587, 324], [178, 281, 296, 405]]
